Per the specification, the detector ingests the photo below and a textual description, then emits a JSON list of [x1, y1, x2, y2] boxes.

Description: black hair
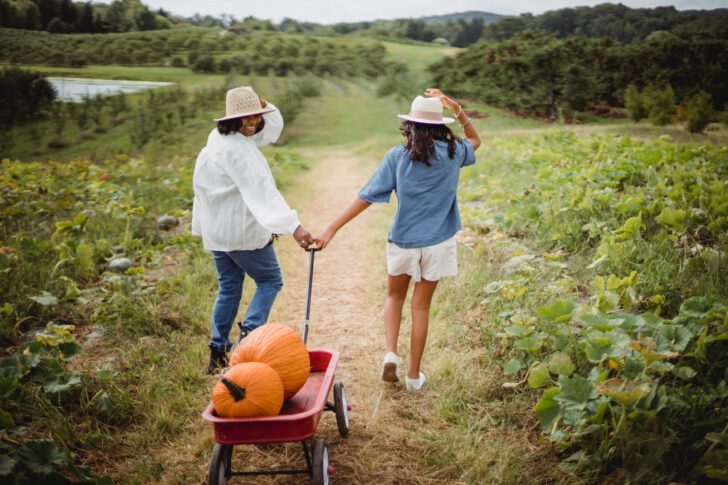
[[216, 116, 266, 135], [399, 120, 461, 165]]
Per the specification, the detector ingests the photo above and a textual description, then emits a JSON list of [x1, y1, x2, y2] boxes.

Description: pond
[[47, 77, 174, 102]]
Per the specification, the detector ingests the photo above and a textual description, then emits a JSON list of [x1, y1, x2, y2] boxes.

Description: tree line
[[0, 27, 401, 77], [0, 0, 172, 33], [429, 31, 728, 130], [483, 3, 728, 43]]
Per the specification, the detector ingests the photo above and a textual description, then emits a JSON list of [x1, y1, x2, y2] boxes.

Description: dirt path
[[221, 147, 459, 484]]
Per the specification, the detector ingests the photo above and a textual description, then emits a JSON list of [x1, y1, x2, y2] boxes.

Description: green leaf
[[656, 206, 687, 232], [0, 454, 15, 477], [583, 332, 630, 363], [648, 361, 674, 374], [673, 366, 697, 380], [655, 325, 693, 352], [535, 387, 561, 432], [616, 215, 642, 240], [580, 314, 623, 332], [19, 440, 68, 475], [503, 359, 523, 376], [95, 369, 118, 381], [29, 291, 58, 306], [0, 375, 21, 402], [679, 297, 715, 317], [555, 375, 596, 410], [91, 391, 112, 412], [622, 357, 645, 380], [504, 325, 533, 337], [42, 373, 81, 394], [548, 352, 575, 376], [538, 299, 577, 323], [58, 342, 82, 360], [0, 410, 15, 431], [596, 291, 620, 313], [596, 379, 651, 406], [515, 333, 546, 353], [528, 363, 551, 388], [706, 432, 728, 448], [484, 281, 506, 294]]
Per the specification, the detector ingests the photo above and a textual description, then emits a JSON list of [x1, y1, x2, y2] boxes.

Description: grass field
[[2, 34, 727, 484]]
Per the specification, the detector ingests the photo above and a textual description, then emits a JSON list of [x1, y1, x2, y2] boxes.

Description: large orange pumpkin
[[212, 362, 284, 418], [229, 323, 310, 399]]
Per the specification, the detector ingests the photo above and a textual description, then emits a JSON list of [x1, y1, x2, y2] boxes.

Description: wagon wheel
[[208, 444, 232, 485], [311, 437, 330, 485], [333, 381, 350, 438]]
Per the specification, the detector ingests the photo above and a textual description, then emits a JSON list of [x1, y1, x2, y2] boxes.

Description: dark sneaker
[[236, 322, 249, 344], [207, 347, 228, 375]]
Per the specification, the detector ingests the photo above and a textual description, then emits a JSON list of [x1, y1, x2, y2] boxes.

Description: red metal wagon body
[[202, 349, 339, 444], [202, 250, 349, 484]]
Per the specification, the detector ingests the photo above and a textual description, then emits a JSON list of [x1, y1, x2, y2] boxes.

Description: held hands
[[293, 225, 314, 249], [424, 88, 460, 113], [313, 226, 337, 250]]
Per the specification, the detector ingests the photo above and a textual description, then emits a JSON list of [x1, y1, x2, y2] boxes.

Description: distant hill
[[422, 11, 506, 24]]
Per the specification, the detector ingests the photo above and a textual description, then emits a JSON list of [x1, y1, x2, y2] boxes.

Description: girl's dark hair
[[217, 116, 265, 135], [400, 120, 461, 165]]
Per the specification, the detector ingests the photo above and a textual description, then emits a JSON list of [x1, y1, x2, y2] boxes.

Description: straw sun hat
[[214, 86, 275, 122], [397, 95, 455, 124]]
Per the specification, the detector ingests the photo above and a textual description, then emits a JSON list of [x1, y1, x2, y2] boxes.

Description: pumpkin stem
[[221, 377, 246, 401]]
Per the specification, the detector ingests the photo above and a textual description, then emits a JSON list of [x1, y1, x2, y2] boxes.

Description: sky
[[138, 0, 728, 24]]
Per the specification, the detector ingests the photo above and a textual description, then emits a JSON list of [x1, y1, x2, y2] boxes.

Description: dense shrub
[[0, 67, 56, 127], [677, 91, 713, 133], [644, 84, 677, 125]]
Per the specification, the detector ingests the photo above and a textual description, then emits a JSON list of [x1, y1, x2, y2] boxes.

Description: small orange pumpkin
[[229, 323, 310, 399], [212, 362, 284, 418]]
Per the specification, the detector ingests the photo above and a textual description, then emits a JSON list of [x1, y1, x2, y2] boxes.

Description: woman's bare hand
[[314, 227, 337, 250], [293, 225, 314, 249], [424, 88, 459, 112]]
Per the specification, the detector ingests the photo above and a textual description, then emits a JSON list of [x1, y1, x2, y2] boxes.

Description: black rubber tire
[[311, 437, 329, 485], [333, 381, 350, 438], [208, 444, 232, 485]]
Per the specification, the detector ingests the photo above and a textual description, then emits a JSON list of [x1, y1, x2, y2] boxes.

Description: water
[[47, 77, 174, 102]]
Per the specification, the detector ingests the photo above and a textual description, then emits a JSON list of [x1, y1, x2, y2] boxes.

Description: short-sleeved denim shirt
[[359, 139, 476, 248]]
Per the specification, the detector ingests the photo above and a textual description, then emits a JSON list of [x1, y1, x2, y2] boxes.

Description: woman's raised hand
[[424, 88, 459, 113]]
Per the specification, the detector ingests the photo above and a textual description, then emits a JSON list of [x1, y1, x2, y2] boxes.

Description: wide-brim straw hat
[[397, 95, 454, 124], [214, 86, 275, 122]]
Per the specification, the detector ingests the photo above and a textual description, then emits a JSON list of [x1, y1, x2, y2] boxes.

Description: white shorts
[[387, 236, 458, 282]]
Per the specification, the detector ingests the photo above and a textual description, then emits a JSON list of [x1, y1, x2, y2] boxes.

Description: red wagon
[[202, 249, 350, 484]]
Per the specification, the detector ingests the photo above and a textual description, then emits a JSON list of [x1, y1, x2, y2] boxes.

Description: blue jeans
[[209, 243, 283, 352]]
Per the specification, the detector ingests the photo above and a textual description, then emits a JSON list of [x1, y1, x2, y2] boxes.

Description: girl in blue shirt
[[316, 88, 481, 391]]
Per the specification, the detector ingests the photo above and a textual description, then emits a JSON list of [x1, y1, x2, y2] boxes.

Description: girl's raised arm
[[424, 88, 481, 150]]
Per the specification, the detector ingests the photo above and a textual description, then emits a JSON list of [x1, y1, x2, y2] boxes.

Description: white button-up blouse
[[191, 105, 301, 251]]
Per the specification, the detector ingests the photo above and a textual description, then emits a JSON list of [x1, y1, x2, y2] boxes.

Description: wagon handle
[[303, 248, 321, 344]]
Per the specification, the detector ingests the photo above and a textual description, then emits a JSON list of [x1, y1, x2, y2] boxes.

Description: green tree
[[624, 84, 647, 121], [678, 91, 713, 133], [645, 84, 677, 125], [0, 68, 56, 127]]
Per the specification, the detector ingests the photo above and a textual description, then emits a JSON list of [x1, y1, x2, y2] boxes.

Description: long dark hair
[[217, 116, 265, 135], [400, 120, 460, 165]]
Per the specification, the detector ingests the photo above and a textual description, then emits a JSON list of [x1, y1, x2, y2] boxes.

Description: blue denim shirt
[[359, 139, 476, 248]]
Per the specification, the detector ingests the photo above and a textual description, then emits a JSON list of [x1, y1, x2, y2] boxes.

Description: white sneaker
[[381, 352, 401, 382], [405, 372, 426, 391]]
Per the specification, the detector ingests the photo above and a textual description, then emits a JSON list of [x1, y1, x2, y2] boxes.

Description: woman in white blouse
[[192, 86, 314, 374]]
